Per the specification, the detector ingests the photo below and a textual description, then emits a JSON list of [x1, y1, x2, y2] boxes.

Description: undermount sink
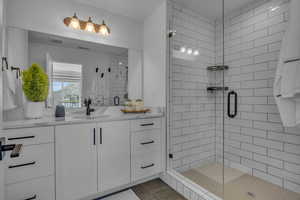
[[72, 114, 109, 120]]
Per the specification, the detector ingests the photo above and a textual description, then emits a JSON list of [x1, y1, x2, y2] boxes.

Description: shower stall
[[166, 0, 300, 199]]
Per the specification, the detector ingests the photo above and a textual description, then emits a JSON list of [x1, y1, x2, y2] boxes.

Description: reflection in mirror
[[28, 30, 129, 108], [52, 62, 82, 108], [3, 27, 131, 121]]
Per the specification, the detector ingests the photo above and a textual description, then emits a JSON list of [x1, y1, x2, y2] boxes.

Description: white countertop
[[1, 107, 164, 130]]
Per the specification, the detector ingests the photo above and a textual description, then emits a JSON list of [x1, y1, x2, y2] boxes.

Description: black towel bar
[[284, 58, 300, 64]]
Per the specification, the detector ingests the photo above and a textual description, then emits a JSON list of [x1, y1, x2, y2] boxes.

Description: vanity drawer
[[132, 151, 162, 181], [131, 118, 161, 132], [5, 143, 54, 184], [3, 127, 54, 146], [5, 176, 55, 200], [132, 129, 161, 153]]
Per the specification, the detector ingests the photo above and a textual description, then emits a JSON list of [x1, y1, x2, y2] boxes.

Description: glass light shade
[[98, 20, 110, 36], [187, 48, 193, 55], [85, 17, 95, 32], [69, 13, 80, 29]]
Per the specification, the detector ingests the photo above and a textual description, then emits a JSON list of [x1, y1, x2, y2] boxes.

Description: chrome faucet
[[84, 98, 95, 116]]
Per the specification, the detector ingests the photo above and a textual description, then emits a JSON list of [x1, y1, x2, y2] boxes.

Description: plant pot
[[25, 102, 45, 119]]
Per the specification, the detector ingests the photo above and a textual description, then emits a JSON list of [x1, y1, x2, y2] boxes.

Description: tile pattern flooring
[[132, 179, 187, 200]]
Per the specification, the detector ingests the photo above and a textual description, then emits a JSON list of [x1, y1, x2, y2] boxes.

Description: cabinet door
[[98, 121, 131, 192], [55, 124, 97, 200], [0, 137, 6, 200], [0, 155, 4, 200]]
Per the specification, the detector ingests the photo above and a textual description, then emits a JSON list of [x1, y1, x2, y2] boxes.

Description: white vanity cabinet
[[97, 121, 131, 192], [1, 116, 163, 200], [2, 127, 55, 200], [55, 121, 131, 200], [55, 123, 98, 200], [130, 118, 163, 181]]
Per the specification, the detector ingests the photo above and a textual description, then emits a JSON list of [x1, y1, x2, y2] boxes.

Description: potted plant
[[22, 63, 49, 119]]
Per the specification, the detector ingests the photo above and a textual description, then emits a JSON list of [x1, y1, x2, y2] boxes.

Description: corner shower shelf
[[207, 86, 229, 92], [207, 65, 229, 71]]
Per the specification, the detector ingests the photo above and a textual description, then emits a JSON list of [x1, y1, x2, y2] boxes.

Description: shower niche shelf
[[207, 86, 229, 92], [207, 65, 229, 71]]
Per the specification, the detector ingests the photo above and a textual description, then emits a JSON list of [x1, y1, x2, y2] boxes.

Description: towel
[[3, 70, 17, 110], [274, 0, 300, 127]]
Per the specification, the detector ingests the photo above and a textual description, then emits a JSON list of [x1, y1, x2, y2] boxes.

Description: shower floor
[[181, 163, 300, 200]]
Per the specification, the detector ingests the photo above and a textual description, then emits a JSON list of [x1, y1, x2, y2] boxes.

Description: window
[[52, 62, 82, 108]]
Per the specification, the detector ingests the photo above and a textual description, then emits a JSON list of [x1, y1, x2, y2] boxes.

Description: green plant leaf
[[22, 63, 49, 102]]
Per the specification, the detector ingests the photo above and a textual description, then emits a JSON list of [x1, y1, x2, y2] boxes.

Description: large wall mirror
[[2, 27, 142, 120]]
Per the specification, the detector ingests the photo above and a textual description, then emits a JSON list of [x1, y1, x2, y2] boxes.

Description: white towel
[[274, 0, 300, 127], [281, 61, 300, 98], [3, 70, 17, 110]]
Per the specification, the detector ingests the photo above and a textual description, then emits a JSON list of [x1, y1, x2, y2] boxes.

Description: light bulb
[[187, 48, 193, 55], [85, 17, 95, 32], [69, 13, 80, 29], [193, 50, 199, 56], [98, 20, 110, 36], [270, 6, 280, 11], [180, 46, 186, 53]]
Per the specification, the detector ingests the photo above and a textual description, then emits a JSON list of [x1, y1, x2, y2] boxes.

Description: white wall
[[128, 49, 143, 100], [0, 0, 4, 123], [143, 1, 167, 107], [7, 27, 28, 69], [6, 0, 143, 50]]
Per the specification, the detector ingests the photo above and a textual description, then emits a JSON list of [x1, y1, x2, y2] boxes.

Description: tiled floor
[[132, 179, 187, 200], [181, 163, 300, 200]]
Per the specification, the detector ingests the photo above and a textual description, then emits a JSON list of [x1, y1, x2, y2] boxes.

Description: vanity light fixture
[[85, 17, 96, 33], [69, 13, 80, 29], [63, 14, 111, 36], [98, 20, 111, 36]]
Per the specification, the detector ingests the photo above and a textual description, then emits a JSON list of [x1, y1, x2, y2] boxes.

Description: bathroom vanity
[[0, 112, 165, 200]]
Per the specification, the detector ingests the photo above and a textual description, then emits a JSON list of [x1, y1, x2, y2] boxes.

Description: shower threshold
[[181, 163, 300, 200]]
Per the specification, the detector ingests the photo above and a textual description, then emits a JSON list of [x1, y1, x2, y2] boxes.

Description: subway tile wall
[[169, 2, 217, 172], [169, 0, 300, 195], [215, 0, 300, 194]]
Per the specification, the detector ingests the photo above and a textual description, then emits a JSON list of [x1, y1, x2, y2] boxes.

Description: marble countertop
[[1, 107, 164, 130]]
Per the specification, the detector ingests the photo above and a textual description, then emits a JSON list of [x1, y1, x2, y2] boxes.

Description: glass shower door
[[167, 0, 226, 198], [223, 0, 300, 200]]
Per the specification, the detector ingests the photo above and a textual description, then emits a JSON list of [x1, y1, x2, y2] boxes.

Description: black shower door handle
[[227, 91, 237, 118]]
